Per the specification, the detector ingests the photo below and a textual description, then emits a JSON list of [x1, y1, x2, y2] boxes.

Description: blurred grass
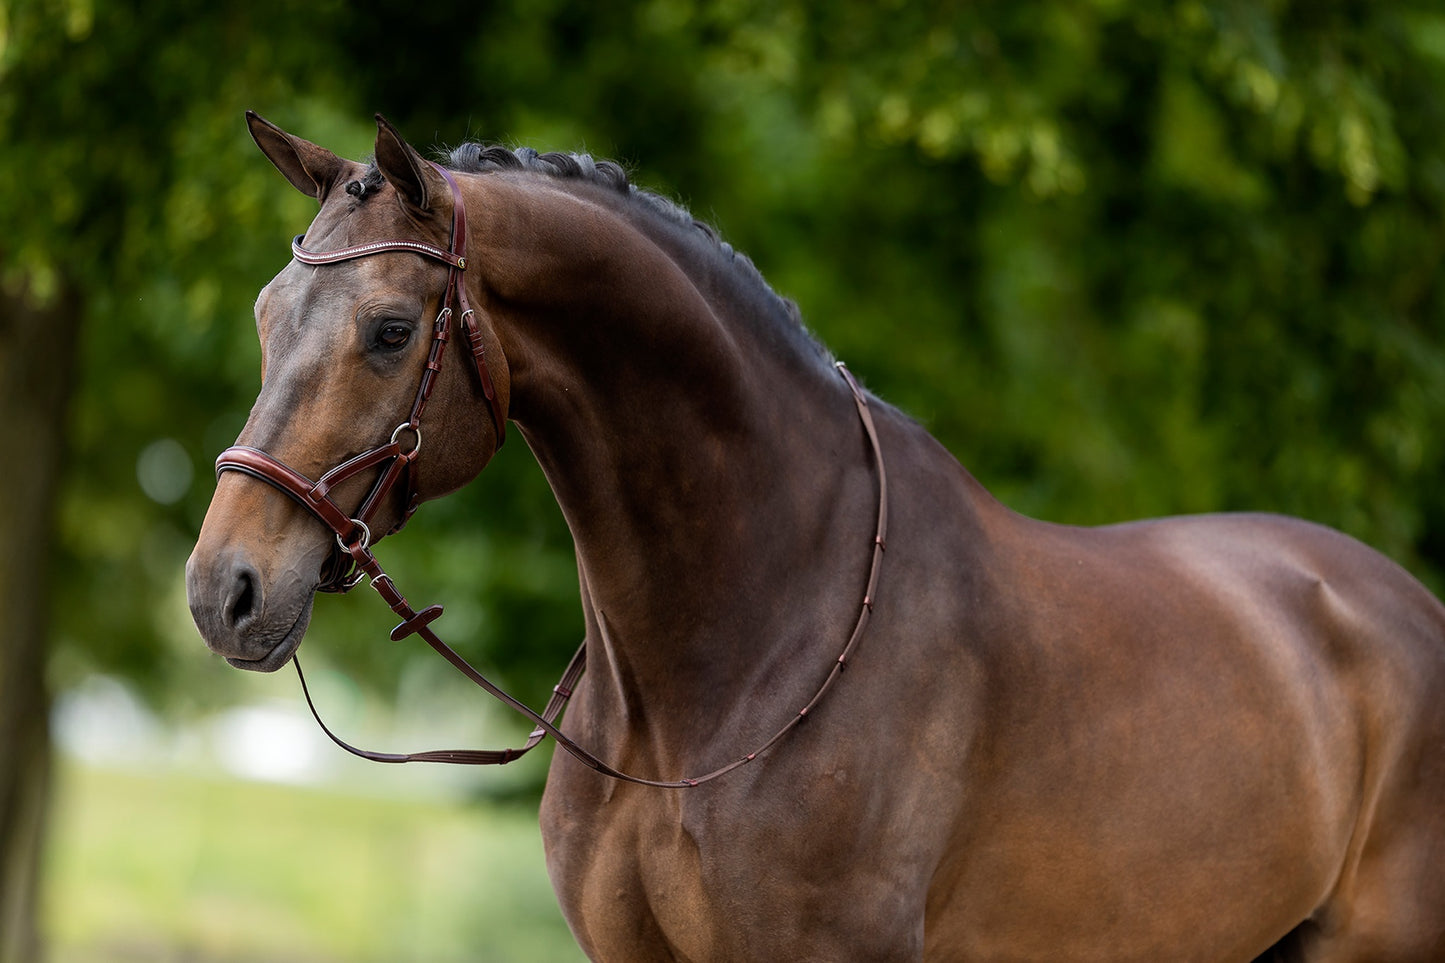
[[44, 762, 585, 962]]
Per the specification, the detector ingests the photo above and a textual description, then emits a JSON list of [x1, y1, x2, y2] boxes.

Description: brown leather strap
[[217, 445, 378, 546], [290, 235, 463, 268], [294, 641, 586, 765], [287, 362, 888, 788]]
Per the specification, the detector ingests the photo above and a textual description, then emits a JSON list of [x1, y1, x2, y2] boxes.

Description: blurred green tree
[[0, 1, 358, 954], [334, 0, 1445, 575], [0, 281, 74, 963], [3, 0, 1444, 957]]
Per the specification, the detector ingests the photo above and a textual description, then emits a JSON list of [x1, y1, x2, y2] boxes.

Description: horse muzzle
[[186, 467, 332, 673]]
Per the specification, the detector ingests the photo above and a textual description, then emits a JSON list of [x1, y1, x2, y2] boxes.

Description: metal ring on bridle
[[337, 518, 372, 553], [390, 422, 422, 457]]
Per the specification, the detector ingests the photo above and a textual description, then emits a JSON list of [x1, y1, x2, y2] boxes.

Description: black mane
[[345, 144, 827, 363]]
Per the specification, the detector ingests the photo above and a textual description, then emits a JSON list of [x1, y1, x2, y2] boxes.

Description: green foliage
[[4, 0, 1443, 728], [1, 0, 362, 702]]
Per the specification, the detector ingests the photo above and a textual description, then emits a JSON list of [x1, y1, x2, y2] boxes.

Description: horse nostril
[[227, 567, 258, 630]]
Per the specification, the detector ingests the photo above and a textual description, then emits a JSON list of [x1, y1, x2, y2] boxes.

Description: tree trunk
[[0, 277, 79, 963]]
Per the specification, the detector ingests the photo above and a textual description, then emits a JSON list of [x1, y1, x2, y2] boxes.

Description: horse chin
[[224, 600, 313, 673]]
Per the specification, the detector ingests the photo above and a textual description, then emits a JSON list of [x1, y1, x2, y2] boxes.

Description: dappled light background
[[3, 0, 1444, 960]]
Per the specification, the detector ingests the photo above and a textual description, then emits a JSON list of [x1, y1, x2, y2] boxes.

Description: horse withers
[[186, 113, 1445, 962]]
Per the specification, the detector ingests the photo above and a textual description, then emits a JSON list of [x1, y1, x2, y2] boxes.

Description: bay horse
[[186, 113, 1445, 962]]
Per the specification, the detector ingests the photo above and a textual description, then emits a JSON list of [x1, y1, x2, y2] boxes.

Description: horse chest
[[542, 788, 729, 960], [541, 756, 931, 961]]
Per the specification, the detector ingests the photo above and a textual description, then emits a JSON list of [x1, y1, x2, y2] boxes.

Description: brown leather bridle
[[218, 163, 504, 593], [215, 163, 889, 787]]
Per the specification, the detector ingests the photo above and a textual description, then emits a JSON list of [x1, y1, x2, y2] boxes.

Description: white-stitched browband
[[290, 234, 465, 269]]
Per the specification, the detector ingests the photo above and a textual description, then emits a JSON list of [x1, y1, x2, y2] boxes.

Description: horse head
[[186, 114, 507, 671]]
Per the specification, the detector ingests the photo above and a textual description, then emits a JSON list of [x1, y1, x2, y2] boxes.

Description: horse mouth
[[224, 602, 312, 673]]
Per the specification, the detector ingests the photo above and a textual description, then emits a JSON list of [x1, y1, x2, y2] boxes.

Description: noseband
[[215, 164, 890, 788]]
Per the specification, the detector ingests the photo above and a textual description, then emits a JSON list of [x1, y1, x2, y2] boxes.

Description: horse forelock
[[344, 167, 386, 199]]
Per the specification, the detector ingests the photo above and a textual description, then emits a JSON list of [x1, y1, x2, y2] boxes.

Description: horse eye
[[376, 321, 412, 350]]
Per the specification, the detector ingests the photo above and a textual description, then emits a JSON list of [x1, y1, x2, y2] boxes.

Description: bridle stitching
[[291, 236, 462, 267]]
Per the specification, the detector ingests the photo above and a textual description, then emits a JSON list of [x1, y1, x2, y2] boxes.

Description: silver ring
[[390, 422, 422, 456], [337, 519, 372, 553]]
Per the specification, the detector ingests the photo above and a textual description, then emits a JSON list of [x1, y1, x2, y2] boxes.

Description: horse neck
[[473, 176, 880, 741]]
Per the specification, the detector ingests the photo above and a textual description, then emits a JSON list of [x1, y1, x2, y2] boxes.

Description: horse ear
[[246, 111, 346, 202], [374, 113, 443, 215]]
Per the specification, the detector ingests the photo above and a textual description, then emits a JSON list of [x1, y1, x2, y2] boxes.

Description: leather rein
[[215, 163, 889, 788]]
